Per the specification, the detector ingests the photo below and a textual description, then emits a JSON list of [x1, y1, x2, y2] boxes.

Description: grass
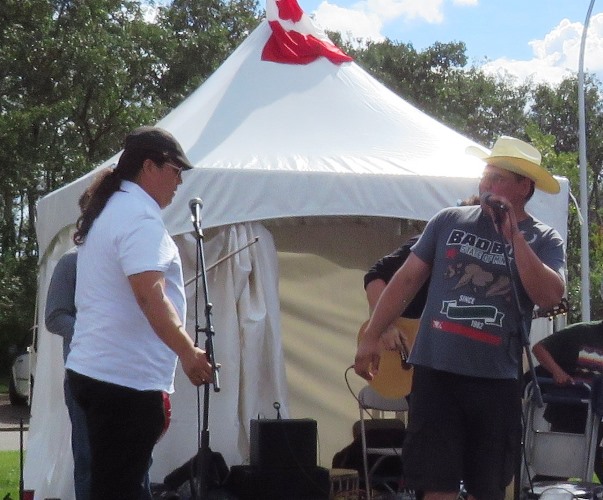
[[0, 376, 21, 499], [0, 450, 21, 500]]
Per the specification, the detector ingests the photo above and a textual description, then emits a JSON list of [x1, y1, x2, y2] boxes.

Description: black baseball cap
[[125, 126, 194, 170]]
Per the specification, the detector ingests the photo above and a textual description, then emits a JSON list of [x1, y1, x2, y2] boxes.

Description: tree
[[0, 0, 261, 370], [436, 67, 531, 145], [528, 75, 603, 320], [157, 0, 261, 106]]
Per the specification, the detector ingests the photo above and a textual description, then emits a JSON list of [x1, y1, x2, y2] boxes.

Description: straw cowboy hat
[[466, 136, 560, 194]]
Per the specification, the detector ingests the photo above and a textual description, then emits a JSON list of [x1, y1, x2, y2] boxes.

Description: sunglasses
[[164, 162, 183, 179]]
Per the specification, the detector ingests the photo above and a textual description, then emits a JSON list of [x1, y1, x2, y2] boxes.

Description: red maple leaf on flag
[[262, 0, 353, 65]]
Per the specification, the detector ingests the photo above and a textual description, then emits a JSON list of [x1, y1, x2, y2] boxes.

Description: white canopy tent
[[25, 13, 569, 500]]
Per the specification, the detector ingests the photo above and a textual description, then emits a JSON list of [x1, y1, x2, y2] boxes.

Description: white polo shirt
[[66, 181, 186, 393]]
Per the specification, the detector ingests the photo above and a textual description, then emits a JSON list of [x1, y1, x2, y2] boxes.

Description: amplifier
[[250, 418, 317, 469]]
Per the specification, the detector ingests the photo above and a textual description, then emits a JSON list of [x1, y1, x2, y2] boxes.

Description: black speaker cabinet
[[250, 418, 317, 469], [226, 465, 330, 500]]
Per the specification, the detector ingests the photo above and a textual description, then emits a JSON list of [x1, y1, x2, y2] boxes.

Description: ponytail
[[73, 168, 120, 245]]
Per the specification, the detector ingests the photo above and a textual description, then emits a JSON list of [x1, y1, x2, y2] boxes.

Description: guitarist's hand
[[354, 334, 381, 381], [550, 367, 574, 386], [380, 324, 405, 351]]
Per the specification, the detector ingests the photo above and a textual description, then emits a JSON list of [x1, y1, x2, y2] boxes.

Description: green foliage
[[157, 0, 261, 106], [0, 0, 262, 367], [0, 254, 36, 371]]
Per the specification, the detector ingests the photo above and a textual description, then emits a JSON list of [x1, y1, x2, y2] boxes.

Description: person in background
[[355, 136, 565, 500], [65, 126, 213, 499], [532, 320, 603, 481], [45, 247, 91, 500]]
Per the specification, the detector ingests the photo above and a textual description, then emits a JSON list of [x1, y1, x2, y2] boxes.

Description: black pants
[[67, 370, 165, 500]]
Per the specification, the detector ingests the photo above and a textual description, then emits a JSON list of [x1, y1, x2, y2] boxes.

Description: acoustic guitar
[[357, 317, 420, 399]]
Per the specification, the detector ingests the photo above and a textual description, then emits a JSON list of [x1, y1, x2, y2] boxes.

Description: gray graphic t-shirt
[[409, 205, 565, 379]]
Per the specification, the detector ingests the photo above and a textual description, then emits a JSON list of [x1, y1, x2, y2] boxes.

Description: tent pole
[[578, 0, 595, 321]]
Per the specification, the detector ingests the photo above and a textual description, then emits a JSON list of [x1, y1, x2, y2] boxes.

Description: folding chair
[[521, 378, 600, 494], [358, 385, 409, 500]]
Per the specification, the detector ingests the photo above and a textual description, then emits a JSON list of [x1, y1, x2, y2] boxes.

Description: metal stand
[[190, 218, 221, 499], [19, 418, 25, 500], [164, 225, 260, 496], [494, 211, 544, 500], [488, 213, 542, 500]]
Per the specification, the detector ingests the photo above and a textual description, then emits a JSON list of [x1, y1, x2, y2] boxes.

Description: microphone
[[481, 192, 507, 213], [189, 197, 203, 227]]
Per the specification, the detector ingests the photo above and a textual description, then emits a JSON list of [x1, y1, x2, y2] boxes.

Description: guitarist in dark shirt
[[362, 234, 430, 396], [532, 320, 603, 481], [332, 232, 430, 483], [365, 235, 429, 320]]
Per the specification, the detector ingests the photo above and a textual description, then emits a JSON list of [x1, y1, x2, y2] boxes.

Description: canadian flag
[[262, 0, 353, 65]]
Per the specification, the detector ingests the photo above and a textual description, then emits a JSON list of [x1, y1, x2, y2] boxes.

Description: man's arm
[[365, 279, 386, 314], [532, 341, 573, 385], [365, 279, 405, 351], [483, 195, 564, 310], [128, 271, 213, 386], [364, 238, 422, 351], [45, 253, 77, 340], [511, 231, 565, 311]]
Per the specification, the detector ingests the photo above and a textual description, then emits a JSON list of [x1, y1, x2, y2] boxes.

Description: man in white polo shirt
[[66, 126, 213, 500]]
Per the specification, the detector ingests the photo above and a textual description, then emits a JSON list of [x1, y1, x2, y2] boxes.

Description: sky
[[297, 0, 603, 86]]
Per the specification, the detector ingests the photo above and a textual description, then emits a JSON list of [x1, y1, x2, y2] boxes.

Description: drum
[[329, 468, 359, 499]]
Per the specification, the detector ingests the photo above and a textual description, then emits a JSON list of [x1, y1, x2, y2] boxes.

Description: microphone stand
[[190, 216, 221, 499], [490, 210, 543, 500]]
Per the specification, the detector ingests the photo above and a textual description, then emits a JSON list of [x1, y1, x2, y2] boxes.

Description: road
[[0, 393, 29, 451]]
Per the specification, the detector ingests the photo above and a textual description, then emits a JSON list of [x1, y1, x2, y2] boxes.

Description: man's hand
[[180, 346, 214, 386], [482, 193, 518, 243], [551, 368, 574, 386], [379, 323, 407, 351], [354, 334, 381, 381]]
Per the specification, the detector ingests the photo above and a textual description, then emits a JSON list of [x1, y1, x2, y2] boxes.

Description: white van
[[8, 326, 36, 406]]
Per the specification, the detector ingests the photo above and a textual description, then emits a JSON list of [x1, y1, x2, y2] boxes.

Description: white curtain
[[24, 228, 77, 500], [152, 222, 289, 479]]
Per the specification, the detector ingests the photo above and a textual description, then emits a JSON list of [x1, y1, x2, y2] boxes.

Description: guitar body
[[357, 317, 419, 399]]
